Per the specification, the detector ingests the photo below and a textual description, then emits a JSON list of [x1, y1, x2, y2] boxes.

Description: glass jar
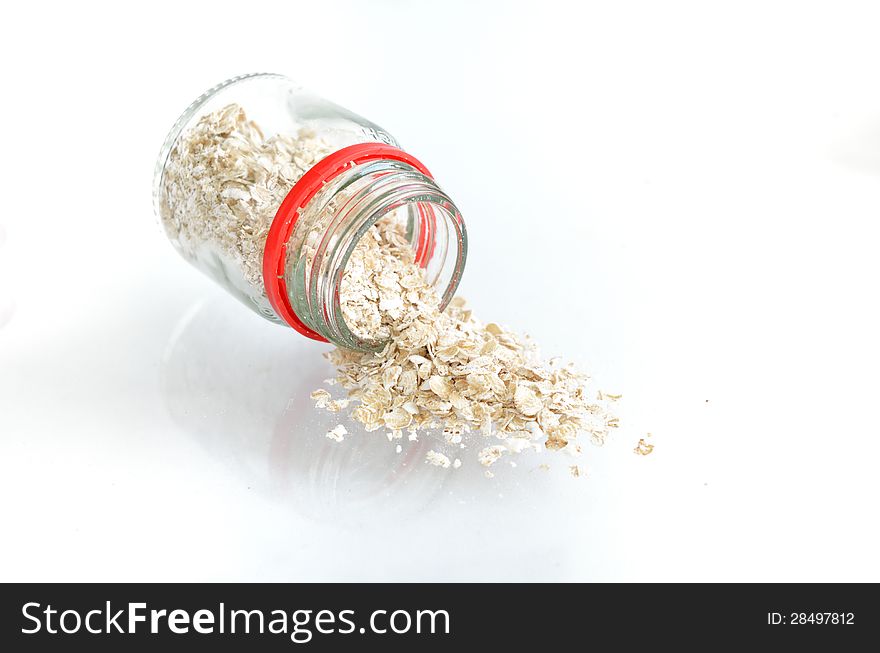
[[153, 73, 467, 352]]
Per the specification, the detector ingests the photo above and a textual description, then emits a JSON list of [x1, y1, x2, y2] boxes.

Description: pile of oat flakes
[[313, 218, 620, 475]]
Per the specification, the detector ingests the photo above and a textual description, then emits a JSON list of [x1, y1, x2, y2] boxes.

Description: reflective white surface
[[2, 1, 880, 581]]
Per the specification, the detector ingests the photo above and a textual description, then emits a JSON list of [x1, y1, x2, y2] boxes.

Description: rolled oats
[[325, 424, 348, 442], [634, 438, 655, 456], [425, 451, 452, 468], [160, 104, 332, 297], [314, 218, 620, 470]]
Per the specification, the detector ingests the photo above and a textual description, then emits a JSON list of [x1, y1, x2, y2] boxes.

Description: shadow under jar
[[153, 73, 467, 352]]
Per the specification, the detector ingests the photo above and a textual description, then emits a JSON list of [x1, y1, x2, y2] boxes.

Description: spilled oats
[[315, 219, 621, 470]]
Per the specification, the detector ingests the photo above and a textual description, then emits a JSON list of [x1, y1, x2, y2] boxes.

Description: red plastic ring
[[262, 143, 434, 341]]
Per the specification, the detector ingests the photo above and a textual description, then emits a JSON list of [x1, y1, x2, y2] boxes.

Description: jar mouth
[[324, 195, 467, 353], [265, 144, 467, 353], [151, 73, 289, 220]]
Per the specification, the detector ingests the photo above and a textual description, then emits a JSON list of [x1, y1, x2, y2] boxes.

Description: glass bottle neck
[[284, 158, 467, 352]]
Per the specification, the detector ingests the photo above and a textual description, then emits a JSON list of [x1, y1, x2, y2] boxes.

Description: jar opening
[[324, 197, 467, 353], [262, 143, 439, 341], [273, 149, 467, 353]]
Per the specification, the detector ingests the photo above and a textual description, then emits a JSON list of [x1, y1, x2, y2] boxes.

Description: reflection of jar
[[153, 73, 467, 351], [160, 297, 452, 523]]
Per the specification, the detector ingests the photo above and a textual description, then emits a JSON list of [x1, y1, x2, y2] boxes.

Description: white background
[[1, 0, 879, 582]]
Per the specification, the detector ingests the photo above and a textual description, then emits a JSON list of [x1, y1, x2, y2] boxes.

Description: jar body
[[153, 73, 466, 350]]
